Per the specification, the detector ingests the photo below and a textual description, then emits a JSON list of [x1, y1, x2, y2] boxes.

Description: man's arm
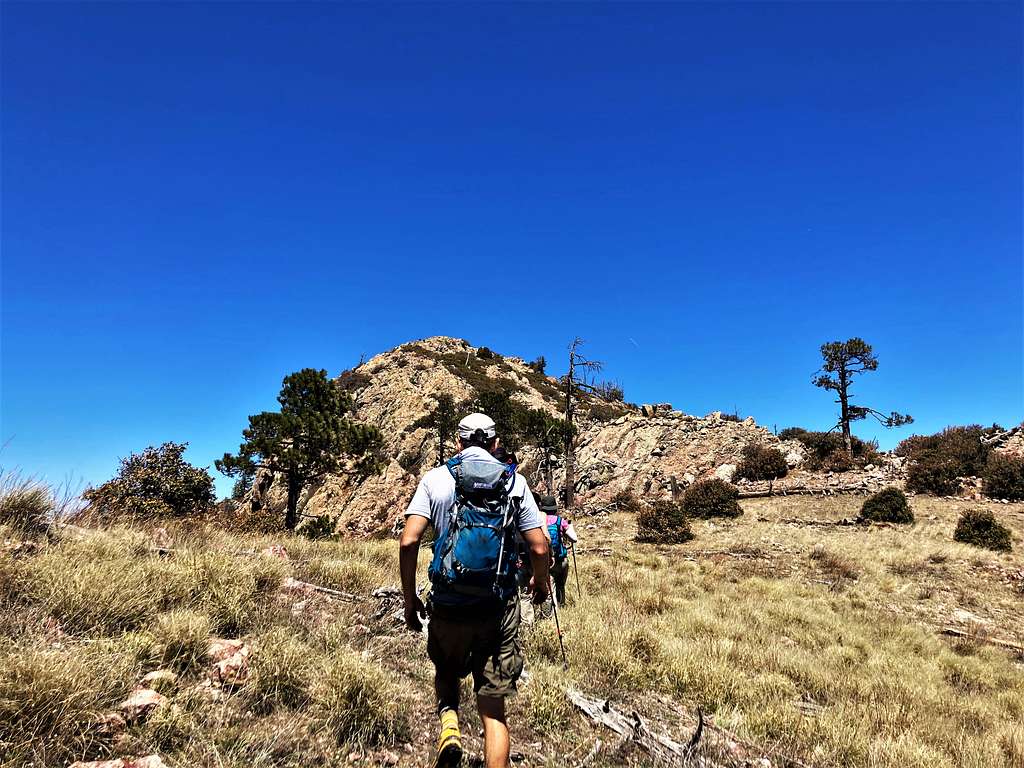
[[399, 513, 430, 631], [522, 526, 550, 603]]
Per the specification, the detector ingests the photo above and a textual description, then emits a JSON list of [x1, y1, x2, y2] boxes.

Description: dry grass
[[1, 491, 1022, 768]]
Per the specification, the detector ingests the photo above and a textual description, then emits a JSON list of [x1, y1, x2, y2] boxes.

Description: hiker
[[399, 413, 551, 768], [539, 495, 578, 607]]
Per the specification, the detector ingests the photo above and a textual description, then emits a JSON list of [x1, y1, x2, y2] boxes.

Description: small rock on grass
[[69, 756, 168, 768], [118, 688, 166, 722]]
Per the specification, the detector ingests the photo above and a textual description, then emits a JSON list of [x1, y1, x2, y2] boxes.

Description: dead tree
[[563, 338, 602, 508]]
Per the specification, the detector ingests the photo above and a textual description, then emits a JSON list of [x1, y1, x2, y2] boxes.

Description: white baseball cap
[[458, 412, 497, 440]]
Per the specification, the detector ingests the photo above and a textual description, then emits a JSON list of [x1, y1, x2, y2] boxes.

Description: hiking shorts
[[427, 595, 523, 700]]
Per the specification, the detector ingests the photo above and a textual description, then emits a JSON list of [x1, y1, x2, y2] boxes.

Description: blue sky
[[2, 2, 1021, 496]]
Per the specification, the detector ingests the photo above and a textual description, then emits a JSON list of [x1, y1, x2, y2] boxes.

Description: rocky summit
[[239, 337, 827, 535]]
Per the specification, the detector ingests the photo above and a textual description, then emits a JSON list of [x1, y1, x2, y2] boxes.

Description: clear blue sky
[[2, 2, 1021, 497]]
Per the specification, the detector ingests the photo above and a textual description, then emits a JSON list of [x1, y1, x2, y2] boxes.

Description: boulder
[[714, 464, 737, 482]]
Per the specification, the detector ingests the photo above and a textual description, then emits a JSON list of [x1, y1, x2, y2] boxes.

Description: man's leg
[[477, 694, 510, 768], [553, 559, 568, 606], [428, 616, 466, 767]]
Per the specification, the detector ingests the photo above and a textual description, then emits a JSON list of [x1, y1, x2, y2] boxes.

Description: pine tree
[[216, 368, 384, 529], [813, 338, 912, 455]]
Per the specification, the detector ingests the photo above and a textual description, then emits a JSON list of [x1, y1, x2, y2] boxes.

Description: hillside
[[240, 337, 822, 535], [3, 494, 1022, 768]]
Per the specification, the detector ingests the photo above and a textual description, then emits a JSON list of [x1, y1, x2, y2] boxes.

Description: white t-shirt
[[404, 446, 544, 541]]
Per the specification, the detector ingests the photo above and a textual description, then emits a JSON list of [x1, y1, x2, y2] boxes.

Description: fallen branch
[[739, 484, 873, 499], [567, 688, 712, 766], [940, 627, 1024, 655], [280, 577, 362, 602]]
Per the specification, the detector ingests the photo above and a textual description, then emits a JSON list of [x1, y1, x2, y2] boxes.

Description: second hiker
[[399, 413, 550, 768], [539, 495, 579, 607]]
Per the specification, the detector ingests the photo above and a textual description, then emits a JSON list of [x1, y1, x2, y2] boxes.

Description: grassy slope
[[2, 495, 1022, 768]]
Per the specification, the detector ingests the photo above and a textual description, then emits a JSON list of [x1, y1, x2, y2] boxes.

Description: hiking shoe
[[435, 709, 463, 767]]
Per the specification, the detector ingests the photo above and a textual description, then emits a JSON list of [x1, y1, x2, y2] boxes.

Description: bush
[[611, 489, 642, 514], [528, 356, 546, 374], [298, 514, 338, 541], [681, 479, 743, 519], [982, 453, 1024, 501], [860, 487, 914, 524], [896, 425, 992, 475], [316, 648, 410, 746], [778, 429, 878, 471], [635, 500, 694, 544], [907, 455, 964, 496], [476, 346, 496, 360], [83, 442, 215, 520], [735, 444, 788, 482], [900, 425, 997, 495], [954, 508, 1013, 552], [593, 380, 625, 402]]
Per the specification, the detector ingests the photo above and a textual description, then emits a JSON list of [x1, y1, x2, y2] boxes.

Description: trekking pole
[[547, 576, 569, 670], [570, 544, 582, 599]]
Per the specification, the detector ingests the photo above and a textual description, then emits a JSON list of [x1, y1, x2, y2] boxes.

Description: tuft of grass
[[522, 663, 574, 735], [315, 648, 411, 746], [300, 557, 380, 593], [810, 546, 860, 582], [0, 474, 53, 533], [0, 641, 138, 766], [17, 539, 189, 634], [152, 609, 212, 672], [247, 627, 315, 713]]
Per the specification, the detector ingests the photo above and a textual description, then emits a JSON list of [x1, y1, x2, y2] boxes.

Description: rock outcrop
[[237, 337, 804, 535]]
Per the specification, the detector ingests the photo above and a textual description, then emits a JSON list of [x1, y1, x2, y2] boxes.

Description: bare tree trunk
[[285, 475, 301, 530], [564, 352, 575, 508], [839, 376, 853, 455]]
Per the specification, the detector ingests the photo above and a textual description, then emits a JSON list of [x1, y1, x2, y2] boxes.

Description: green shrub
[[900, 426, 998, 496], [735, 444, 788, 482], [860, 487, 913, 524], [896, 425, 992, 475], [528, 356, 546, 374], [316, 648, 410, 746], [298, 514, 338, 541], [982, 453, 1024, 501], [611, 489, 642, 514], [476, 346, 496, 360], [778, 428, 878, 470], [953, 509, 1012, 552], [681, 479, 742, 519], [907, 455, 964, 496], [636, 500, 694, 544], [83, 441, 215, 520]]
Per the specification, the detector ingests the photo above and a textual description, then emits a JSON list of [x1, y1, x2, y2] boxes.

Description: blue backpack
[[547, 516, 568, 559], [428, 455, 520, 607]]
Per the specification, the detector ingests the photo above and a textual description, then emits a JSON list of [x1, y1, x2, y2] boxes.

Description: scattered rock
[[261, 544, 289, 560], [69, 757, 168, 768], [140, 669, 177, 693], [93, 712, 127, 736], [206, 638, 251, 687], [714, 464, 737, 483], [118, 688, 166, 722]]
